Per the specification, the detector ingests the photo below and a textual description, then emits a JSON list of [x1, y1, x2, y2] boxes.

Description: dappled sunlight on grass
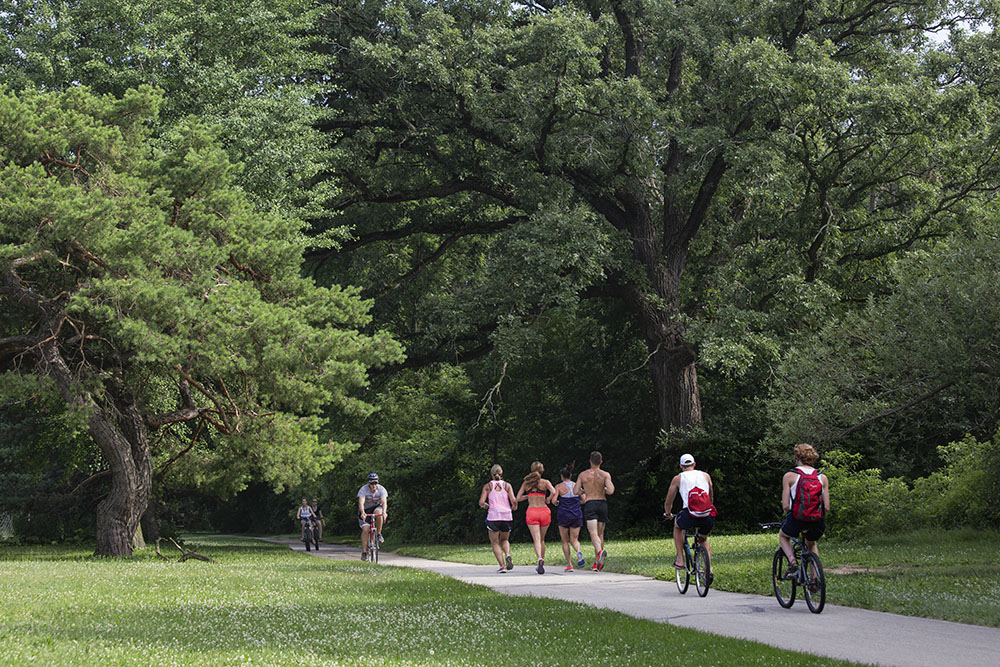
[[0, 539, 852, 666]]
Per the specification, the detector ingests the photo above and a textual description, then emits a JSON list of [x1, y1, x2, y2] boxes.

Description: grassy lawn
[[395, 528, 1000, 627], [0, 538, 853, 666]]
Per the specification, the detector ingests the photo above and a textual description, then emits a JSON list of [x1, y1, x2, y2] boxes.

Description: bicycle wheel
[[694, 543, 711, 597], [372, 542, 379, 564], [803, 553, 826, 613], [675, 547, 690, 594], [772, 548, 796, 608]]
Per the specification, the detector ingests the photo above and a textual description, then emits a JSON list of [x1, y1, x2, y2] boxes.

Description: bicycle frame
[[760, 522, 825, 613], [363, 513, 379, 563], [675, 528, 711, 597]]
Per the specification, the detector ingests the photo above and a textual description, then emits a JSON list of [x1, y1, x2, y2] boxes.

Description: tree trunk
[[142, 504, 161, 543], [619, 201, 703, 431], [650, 346, 702, 430], [91, 404, 152, 557]]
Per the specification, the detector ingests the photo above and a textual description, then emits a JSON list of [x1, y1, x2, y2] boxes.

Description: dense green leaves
[[0, 85, 401, 552]]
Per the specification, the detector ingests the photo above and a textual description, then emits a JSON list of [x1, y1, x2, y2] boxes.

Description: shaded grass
[[0, 538, 855, 666], [395, 528, 1000, 627]]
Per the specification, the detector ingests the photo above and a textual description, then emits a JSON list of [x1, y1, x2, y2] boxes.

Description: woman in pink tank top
[[478, 464, 517, 573]]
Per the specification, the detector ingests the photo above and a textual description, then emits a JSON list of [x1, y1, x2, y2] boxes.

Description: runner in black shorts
[[582, 499, 608, 523], [577, 451, 614, 571]]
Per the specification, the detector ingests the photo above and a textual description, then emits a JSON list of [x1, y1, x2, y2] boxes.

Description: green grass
[[395, 528, 1000, 627], [0, 538, 854, 666]]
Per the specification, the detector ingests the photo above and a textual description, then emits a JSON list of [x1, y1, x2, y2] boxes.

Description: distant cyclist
[[779, 444, 829, 577], [478, 464, 517, 573], [296, 498, 316, 542], [310, 498, 324, 542], [358, 472, 388, 561], [663, 453, 715, 572]]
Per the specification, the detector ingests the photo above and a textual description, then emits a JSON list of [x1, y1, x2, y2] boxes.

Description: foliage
[[770, 225, 1000, 478], [0, 538, 848, 666], [312, 0, 1000, 436], [0, 85, 401, 553], [817, 431, 1000, 538], [821, 450, 912, 539], [319, 365, 484, 542], [912, 431, 1000, 527], [0, 0, 328, 211]]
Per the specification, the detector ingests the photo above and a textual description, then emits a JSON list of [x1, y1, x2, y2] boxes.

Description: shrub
[[911, 431, 1000, 528], [821, 450, 911, 538]]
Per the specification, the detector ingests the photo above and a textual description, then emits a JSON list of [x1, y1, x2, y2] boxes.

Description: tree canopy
[[0, 85, 401, 555], [311, 0, 1000, 437]]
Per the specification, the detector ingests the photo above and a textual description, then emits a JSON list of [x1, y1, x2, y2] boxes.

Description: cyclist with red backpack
[[779, 444, 830, 578], [663, 453, 716, 572]]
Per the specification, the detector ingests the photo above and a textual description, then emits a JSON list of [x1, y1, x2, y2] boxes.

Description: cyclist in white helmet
[[358, 472, 388, 561]]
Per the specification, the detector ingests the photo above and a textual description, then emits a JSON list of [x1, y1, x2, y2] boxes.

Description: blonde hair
[[523, 461, 544, 487], [490, 464, 503, 480], [794, 444, 819, 466]]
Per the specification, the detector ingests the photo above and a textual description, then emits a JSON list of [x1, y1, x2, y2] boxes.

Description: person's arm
[[357, 493, 366, 516], [506, 482, 518, 511], [604, 471, 615, 495], [663, 475, 680, 516], [381, 489, 388, 521], [514, 482, 527, 502], [706, 473, 714, 504], [821, 474, 831, 514], [781, 472, 794, 513], [548, 480, 559, 504], [479, 483, 490, 509]]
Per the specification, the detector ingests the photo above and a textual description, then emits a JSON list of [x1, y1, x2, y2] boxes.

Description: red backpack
[[790, 468, 825, 521], [687, 486, 716, 518]]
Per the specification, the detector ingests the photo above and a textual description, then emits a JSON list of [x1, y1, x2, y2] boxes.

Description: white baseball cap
[[679, 453, 695, 466]]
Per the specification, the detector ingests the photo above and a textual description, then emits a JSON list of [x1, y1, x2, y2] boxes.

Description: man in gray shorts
[[577, 451, 614, 571]]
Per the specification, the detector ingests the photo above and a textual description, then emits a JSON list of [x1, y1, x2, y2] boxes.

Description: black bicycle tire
[[694, 543, 711, 597], [675, 546, 691, 594], [373, 542, 379, 564], [803, 552, 826, 613], [772, 548, 796, 608]]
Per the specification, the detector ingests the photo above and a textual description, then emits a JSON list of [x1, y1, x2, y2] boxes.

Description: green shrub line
[[395, 528, 1000, 628], [0, 538, 852, 666]]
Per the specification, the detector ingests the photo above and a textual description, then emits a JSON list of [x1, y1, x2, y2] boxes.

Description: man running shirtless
[[577, 451, 614, 571]]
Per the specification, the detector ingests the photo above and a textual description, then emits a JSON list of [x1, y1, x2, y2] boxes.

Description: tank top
[[789, 466, 817, 501], [557, 480, 583, 521], [299, 506, 314, 519], [678, 470, 710, 510], [486, 480, 513, 521]]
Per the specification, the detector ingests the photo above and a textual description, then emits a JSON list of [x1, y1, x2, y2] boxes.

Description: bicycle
[[301, 518, 319, 552], [363, 513, 379, 563], [759, 522, 825, 613], [673, 526, 712, 597]]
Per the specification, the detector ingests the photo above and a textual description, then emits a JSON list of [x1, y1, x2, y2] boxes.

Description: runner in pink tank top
[[479, 464, 517, 572]]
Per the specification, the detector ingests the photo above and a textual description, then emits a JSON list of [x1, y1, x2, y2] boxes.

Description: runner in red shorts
[[516, 461, 556, 574]]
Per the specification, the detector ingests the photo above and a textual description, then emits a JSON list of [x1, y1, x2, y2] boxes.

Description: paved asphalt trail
[[262, 537, 1000, 667]]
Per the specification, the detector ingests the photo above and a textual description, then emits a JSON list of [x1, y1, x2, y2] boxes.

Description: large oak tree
[[312, 0, 1000, 432]]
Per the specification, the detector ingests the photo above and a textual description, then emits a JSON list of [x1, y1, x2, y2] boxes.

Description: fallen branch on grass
[[155, 537, 216, 563]]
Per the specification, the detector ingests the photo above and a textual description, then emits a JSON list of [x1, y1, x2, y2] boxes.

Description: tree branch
[[837, 379, 956, 438]]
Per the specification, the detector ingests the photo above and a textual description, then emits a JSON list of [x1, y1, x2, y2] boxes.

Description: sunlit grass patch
[[0, 538, 852, 666]]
